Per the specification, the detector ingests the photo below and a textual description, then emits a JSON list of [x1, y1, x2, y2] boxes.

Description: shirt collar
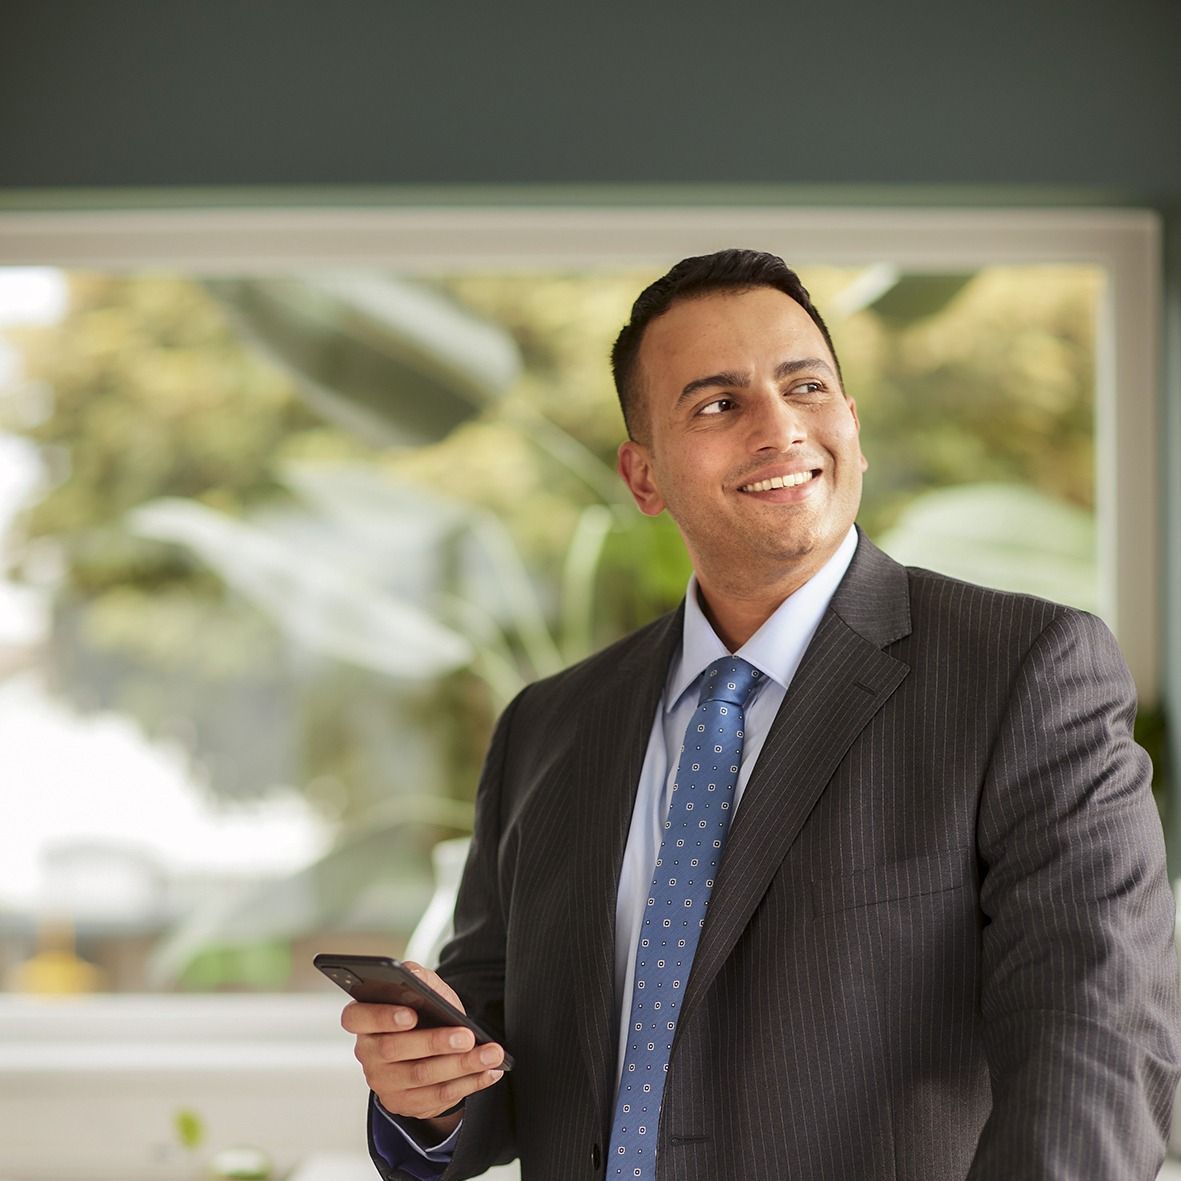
[[665, 525, 860, 713]]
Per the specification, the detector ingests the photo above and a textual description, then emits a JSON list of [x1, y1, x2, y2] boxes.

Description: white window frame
[[0, 204, 1163, 1180]]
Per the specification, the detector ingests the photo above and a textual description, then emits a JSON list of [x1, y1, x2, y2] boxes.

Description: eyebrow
[[676, 357, 837, 404]]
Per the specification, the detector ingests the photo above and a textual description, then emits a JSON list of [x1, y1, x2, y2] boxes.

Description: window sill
[[0, 995, 369, 1181]]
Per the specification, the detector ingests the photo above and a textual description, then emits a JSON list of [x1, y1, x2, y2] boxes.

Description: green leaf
[[560, 505, 614, 661], [206, 276, 521, 448], [128, 497, 474, 679], [876, 483, 1097, 612], [174, 1107, 205, 1151]]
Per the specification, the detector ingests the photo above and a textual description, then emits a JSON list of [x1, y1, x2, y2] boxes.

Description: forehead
[[638, 286, 831, 391]]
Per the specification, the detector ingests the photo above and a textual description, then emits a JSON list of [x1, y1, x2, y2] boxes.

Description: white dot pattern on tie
[[607, 656, 762, 1178]]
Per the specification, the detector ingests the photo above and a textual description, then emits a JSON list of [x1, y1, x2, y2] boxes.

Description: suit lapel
[[679, 536, 913, 1026], [568, 608, 683, 1122]]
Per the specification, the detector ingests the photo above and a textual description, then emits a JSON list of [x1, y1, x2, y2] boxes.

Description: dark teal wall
[[2, 0, 1180, 196]]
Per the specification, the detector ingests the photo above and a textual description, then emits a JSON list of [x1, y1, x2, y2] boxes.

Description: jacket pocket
[[809, 847, 970, 917]]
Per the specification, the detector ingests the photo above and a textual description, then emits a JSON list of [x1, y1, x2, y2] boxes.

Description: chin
[[763, 528, 848, 571]]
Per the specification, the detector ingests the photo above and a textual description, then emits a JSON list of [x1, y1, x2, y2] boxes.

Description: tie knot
[[697, 657, 762, 708]]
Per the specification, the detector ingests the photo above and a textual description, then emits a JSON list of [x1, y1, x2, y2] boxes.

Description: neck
[[687, 529, 856, 651], [693, 568, 814, 651]]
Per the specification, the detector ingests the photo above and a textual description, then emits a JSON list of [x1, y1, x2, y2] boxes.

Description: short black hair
[[611, 249, 842, 441]]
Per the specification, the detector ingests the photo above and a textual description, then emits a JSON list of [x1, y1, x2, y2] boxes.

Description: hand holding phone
[[315, 952, 513, 1069], [326, 953, 511, 1128]]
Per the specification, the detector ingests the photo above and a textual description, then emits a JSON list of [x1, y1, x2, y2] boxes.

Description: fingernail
[[394, 1010, 413, 1027], [450, 1031, 471, 1049], [488, 1069, 504, 1082], [479, 1045, 501, 1065]]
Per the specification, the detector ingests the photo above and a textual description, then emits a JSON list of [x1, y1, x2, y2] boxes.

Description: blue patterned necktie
[[608, 656, 763, 1179]]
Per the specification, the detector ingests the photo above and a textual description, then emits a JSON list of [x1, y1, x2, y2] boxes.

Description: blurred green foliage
[[0, 263, 1107, 983], [178, 941, 292, 991]]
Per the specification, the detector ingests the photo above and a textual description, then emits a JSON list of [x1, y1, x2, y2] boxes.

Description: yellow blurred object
[[10, 922, 104, 995]]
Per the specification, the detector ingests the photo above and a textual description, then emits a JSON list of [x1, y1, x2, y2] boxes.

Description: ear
[[847, 396, 869, 473], [617, 440, 666, 517]]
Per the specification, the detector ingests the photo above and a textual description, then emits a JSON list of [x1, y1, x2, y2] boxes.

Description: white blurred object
[[0, 580, 47, 648], [0, 268, 67, 326], [41, 840, 166, 925], [0, 671, 329, 910], [403, 836, 470, 968], [0, 433, 50, 649]]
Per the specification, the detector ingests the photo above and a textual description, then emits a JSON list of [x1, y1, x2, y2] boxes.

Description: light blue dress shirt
[[373, 527, 860, 1170], [610, 525, 857, 1094]]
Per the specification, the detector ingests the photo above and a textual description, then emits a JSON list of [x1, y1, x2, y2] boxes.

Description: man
[[345, 250, 1181, 1179]]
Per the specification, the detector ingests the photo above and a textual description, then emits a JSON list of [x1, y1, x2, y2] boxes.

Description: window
[[0, 205, 1161, 1178]]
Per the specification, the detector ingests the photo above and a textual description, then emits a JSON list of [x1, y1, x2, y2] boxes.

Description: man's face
[[617, 286, 867, 593]]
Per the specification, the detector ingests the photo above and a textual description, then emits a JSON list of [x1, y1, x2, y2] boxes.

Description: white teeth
[[740, 471, 815, 493]]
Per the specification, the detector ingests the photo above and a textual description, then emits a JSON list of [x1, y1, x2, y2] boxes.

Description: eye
[[791, 380, 825, 396], [696, 397, 734, 416]]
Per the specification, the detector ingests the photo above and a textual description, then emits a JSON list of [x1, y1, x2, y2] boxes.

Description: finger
[[365, 1025, 484, 1065], [401, 961, 465, 1013], [394, 1064, 506, 1121], [363, 1040, 509, 1116], [379, 1042, 507, 1090], [341, 1000, 420, 1035]]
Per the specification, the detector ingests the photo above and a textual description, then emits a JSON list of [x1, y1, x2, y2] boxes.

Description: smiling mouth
[[739, 470, 819, 493]]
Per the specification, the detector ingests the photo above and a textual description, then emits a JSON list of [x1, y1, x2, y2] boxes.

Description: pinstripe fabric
[[369, 535, 1181, 1181]]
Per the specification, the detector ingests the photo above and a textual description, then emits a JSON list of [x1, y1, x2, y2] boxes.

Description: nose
[[747, 389, 806, 453]]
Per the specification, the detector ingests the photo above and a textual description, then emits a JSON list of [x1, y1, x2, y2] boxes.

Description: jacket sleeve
[[404, 691, 524, 1181], [367, 1094, 457, 1181], [968, 609, 1181, 1179]]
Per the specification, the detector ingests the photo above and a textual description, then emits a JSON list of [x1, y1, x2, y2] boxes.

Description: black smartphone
[[314, 953, 513, 1070]]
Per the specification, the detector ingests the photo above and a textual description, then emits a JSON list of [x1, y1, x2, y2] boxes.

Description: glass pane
[[0, 264, 1098, 994]]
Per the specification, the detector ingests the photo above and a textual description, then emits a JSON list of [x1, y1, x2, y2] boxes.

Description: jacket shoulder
[[834, 532, 1098, 655], [522, 608, 679, 703], [902, 561, 1111, 657]]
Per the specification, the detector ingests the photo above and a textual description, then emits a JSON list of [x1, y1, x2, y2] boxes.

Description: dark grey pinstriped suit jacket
[[373, 534, 1181, 1180]]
